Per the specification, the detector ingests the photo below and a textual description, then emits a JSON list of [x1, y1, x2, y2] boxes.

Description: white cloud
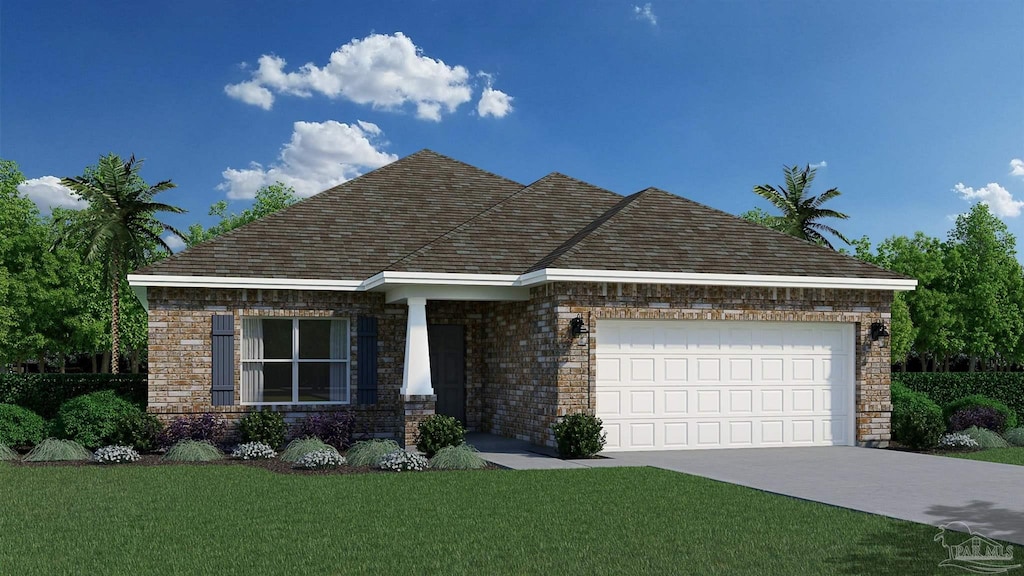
[[225, 33, 500, 121], [223, 81, 274, 110], [17, 176, 86, 213], [163, 234, 186, 252], [954, 182, 1024, 218], [810, 161, 828, 169], [477, 87, 514, 118], [633, 3, 657, 26], [218, 120, 398, 199], [1011, 158, 1024, 177]]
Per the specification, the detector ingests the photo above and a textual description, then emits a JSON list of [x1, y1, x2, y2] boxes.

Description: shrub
[[896, 373, 1024, 425], [936, 433, 980, 451], [415, 414, 465, 458], [346, 439, 401, 467], [1004, 428, 1024, 447], [53, 391, 143, 449], [942, 395, 1018, 432], [231, 442, 277, 460], [158, 413, 226, 448], [0, 443, 18, 461], [239, 409, 287, 449], [23, 438, 92, 462], [552, 413, 607, 458], [0, 373, 146, 419], [962, 426, 1010, 449], [295, 411, 355, 451], [109, 411, 163, 452], [378, 450, 428, 472], [0, 404, 47, 448], [948, 406, 1006, 433], [890, 382, 944, 450], [162, 440, 223, 462], [280, 437, 338, 463], [294, 450, 346, 470], [93, 445, 141, 464], [429, 444, 487, 470]]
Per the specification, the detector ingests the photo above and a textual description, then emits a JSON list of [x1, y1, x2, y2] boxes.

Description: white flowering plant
[[93, 445, 141, 464], [294, 449, 346, 470], [231, 442, 277, 460], [937, 433, 980, 450], [377, 449, 428, 472]]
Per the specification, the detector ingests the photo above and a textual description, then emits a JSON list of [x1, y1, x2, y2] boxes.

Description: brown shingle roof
[[136, 151, 905, 282], [389, 173, 622, 274], [529, 188, 906, 279], [136, 150, 525, 279]]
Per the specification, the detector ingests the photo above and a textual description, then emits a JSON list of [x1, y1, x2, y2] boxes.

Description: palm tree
[[61, 154, 185, 373], [752, 165, 851, 250]]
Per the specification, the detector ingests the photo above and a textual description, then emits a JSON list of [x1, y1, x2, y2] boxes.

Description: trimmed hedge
[[53, 390, 145, 449], [895, 373, 1024, 423], [0, 373, 146, 419], [890, 382, 944, 450]]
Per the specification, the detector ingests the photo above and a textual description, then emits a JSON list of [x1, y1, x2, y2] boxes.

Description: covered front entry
[[596, 319, 855, 451], [428, 324, 466, 423]]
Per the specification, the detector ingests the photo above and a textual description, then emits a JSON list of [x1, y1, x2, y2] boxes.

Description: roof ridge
[[413, 149, 525, 189], [384, 172, 571, 271], [528, 188, 654, 272], [641, 187, 904, 278]]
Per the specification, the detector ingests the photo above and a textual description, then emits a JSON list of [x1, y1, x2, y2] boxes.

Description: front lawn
[[945, 447, 1024, 466], [0, 465, 960, 575]]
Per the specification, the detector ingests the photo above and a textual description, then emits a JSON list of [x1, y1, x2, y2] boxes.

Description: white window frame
[[240, 317, 351, 406]]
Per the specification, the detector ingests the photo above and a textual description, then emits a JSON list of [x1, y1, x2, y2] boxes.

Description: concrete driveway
[[605, 446, 1024, 545]]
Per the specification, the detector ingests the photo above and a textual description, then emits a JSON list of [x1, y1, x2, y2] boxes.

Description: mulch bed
[[4, 454, 500, 475]]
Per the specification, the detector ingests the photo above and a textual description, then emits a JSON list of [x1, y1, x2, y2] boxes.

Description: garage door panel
[[596, 320, 854, 451]]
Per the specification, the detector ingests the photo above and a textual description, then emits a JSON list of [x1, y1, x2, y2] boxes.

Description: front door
[[428, 324, 466, 423]]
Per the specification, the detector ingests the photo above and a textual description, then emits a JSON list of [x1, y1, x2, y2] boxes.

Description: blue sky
[[3, 1, 1022, 252]]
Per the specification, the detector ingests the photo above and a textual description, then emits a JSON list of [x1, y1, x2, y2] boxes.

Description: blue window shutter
[[357, 316, 378, 404], [211, 315, 235, 406]]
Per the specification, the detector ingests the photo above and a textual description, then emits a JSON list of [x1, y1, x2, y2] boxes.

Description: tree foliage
[[185, 183, 298, 247], [751, 165, 850, 249], [59, 154, 185, 373]]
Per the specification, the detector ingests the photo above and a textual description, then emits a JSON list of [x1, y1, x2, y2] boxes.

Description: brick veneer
[[145, 282, 894, 449], [401, 395, 436, 448]]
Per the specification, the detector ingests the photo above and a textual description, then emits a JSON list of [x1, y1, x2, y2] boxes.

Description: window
[[241, 318, 349, 404]]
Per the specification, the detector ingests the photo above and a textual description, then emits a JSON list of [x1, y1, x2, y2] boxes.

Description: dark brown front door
[[428, 324, 466, 423]]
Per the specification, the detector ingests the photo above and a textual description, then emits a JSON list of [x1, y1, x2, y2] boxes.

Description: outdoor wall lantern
[[870, 321, 890, 342], [570, 313, 589, 339]]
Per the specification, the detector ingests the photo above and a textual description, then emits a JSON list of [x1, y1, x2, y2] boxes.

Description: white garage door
[[596, 320, 855, 451]]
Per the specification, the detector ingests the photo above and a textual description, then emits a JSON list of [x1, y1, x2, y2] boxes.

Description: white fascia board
[[518, 268, 918, 291], [384, 285, 530, 303], [360, 271, 521, 290], [126, 274, 362, 291]]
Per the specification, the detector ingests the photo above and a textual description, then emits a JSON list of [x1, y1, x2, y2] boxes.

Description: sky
[[2, 1, 1023, 254]]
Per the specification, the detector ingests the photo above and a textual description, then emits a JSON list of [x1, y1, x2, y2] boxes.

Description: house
[[127, 150, 916, 451]]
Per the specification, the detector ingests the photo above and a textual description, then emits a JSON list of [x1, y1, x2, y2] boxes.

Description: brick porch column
[[401, 394, 436, 449]]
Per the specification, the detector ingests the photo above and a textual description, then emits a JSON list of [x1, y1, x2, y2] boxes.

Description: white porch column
[[401, 296, 433, 395]]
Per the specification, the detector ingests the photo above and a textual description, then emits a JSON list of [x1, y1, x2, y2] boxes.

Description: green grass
[[22, 438, 92, 462], [947, 447, 1024, 466], [345, 438, 400, 466], [279, 437, 337, 462], [0, 466, 969, 575], [429, 443, 487, 470], [0, 443, 18, 461], [162, 440, 222, 462]]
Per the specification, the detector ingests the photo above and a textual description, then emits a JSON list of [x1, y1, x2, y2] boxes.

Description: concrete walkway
[[468, 434, 1024, 544], [467, 433, 640, 470], [607, 446, 1024, 545]]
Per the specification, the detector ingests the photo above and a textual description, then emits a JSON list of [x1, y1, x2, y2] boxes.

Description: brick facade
[[145, 283, 893, 449]]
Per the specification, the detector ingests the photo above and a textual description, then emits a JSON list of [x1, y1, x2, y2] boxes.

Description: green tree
[[944, 204, 1024, 371], [752, 165, 850, 249], [185, 183, 298, 247], [60, 154, 185, 373], [889, 292, 916, 367]]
